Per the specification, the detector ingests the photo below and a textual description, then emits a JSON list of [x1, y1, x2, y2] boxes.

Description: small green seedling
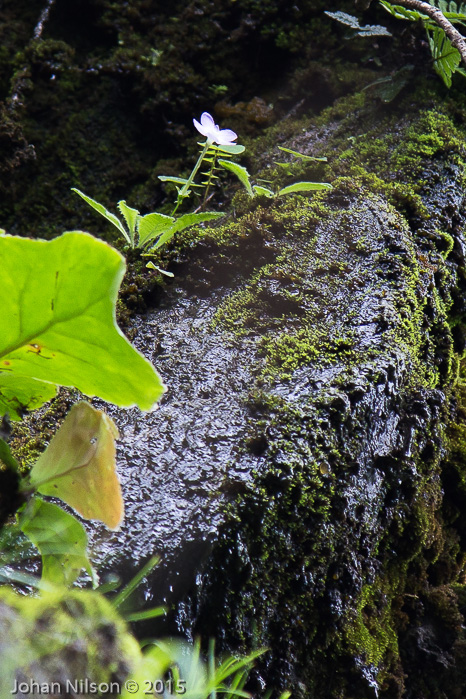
[[220, 145, 332, 199]]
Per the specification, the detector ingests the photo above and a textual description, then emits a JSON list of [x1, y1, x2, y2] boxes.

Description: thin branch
[[386, 0, 466, 65], [194, 192, 215, 213], [33, 0, 56, 40]]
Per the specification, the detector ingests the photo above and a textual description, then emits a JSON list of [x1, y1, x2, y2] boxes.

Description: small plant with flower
[[72, 111, 332, 273]]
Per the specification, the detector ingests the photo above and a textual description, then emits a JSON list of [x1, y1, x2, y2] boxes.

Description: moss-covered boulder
[[3, 2, 466, 698], [165, 88, 466, 699], [0, 586, 140, 697]]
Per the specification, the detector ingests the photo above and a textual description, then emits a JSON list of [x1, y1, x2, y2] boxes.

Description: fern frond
[[428, 25, 462, 85], [429, 0, 466, 25], [325, 10, 392, 36]]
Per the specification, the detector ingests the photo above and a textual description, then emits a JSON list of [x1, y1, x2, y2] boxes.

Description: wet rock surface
[[90, 288, 260, 605], [3, 1, 466, 697]]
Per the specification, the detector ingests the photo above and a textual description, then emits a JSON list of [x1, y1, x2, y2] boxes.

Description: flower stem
[[172, 140, 211, 215], [202, 149, 218, 208]]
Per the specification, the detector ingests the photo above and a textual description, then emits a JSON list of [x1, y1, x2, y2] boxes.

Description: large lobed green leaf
[[0, 232, 165, 416]]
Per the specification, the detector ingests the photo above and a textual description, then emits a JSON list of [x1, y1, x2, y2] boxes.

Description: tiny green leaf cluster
[[222, 145, 332, 200]]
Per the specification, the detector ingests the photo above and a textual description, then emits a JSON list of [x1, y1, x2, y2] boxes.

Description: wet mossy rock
[[0, 586, 140, 696], [3, 2, 466, 699], [171, 93, 466, 698]]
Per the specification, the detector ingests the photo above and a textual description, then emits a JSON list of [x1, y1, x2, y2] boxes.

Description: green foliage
[[379, 0, 422, 21], [253, 185, 276, 198], [138, 212, 176, 247], [122, 639, 266, 699], [72, 188, 223, 262], [0, 232, 165, 417], [27, 402, 123, 531], [278, 181, 332, 195], [325, 10, 392, 36], [277, 146, 327, 162], [430, 0, 466, 23], [428, 26, 462, 86], [0, 231, 166, 587], [219, 159, 254, 196], [378, 0, 466, 87], [220, 146, 332, 200], [73, 188, 177, 250], [19, 498, 94, 586], [117, 200, 140, 247], [70, 189, 129, 243], [149, 212, 225, 251]]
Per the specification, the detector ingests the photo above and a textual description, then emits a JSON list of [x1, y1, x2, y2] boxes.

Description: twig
[[194, 192, 215, 213], [386, 0, 466, 65]]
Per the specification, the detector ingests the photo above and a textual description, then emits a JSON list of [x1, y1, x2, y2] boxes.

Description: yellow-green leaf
[[29, 402, 123, 530]]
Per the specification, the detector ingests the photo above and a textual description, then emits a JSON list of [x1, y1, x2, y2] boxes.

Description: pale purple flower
[[193, 112, 237, 146]]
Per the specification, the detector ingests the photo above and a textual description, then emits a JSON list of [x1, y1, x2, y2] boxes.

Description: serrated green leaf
[[428, 26, 461, 87], [117, 201, 140, 246], [29, 402, 123, 530], [218, 159, 253, 196], [0, 232, 165, 413], [277, 146, 327, 162], [19, 498, 94, 586], [138, 212, 175, 247], [169, 211, 225, 234], [71, 189, 130, 245], [379, 0, 423, 21], [253, 185, 275, 198], [278, 181, 333, 196], [325, 10, 361, 27]]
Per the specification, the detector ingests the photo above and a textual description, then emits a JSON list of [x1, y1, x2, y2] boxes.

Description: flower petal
[[200, 112, 215, 128], [215, 128, 238, 145], [193, 118, 209, 138]]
